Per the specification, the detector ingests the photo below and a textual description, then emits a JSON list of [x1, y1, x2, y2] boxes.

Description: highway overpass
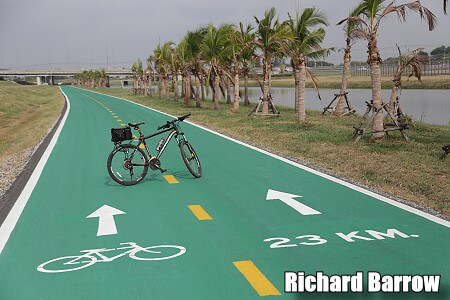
[[0, 69, 134, 85]]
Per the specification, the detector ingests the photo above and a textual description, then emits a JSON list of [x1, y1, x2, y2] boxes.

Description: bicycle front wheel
[[107, 144, 149, 186], [179, 140, 202, 178]]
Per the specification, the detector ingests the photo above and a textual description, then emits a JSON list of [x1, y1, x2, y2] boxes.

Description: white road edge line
[[0, 87, 71, 255], [76, 87, 450, 228]]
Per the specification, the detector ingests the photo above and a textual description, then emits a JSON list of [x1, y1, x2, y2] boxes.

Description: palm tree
[[334, 6, 366, 115], [287, 7, 332, 123], [227, 26, 244, 113], [253, 7, 292, 115], [388, 46, 424, 116], [201, 24, 233, 110], [131, 60, 145, 94], [176, 40, 191, 106], [145, 57, 153, 97], [169, 46, 179, 102], [339, 0, 436, 140], [185, 29, 205, 108], [152, 42, 174, 99], [238, 23, 256, 106]]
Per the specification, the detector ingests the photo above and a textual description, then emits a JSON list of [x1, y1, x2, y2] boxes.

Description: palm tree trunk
[[181, 74, 185, 98], [297, 61, 307, 123], [190, 76, 195, 99], [195, 76, 201, 108], [371, 60, 385, 140], [388, 66, 403, 116], [262, 61, 271, 114], [334, 46, 351, 115], [148, 73, 153, 97], [213, 74, 220, 110], [268, 62, 273, 95], [200, 75, 205, 100], [226, 76, 231, 104], [165, 76, 170, 99], [144, 77, 148, 96], [388, 84, 400, 117], [231, 71, 240, 113], [158, 76, 162, 99], [184, 74, 191, 107], [173, 74, 179, 102], [244, 73, 249, 106], [294, 67, 300, 113]]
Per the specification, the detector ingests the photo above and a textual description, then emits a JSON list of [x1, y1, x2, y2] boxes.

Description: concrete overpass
[[0, 69, 134, 85]]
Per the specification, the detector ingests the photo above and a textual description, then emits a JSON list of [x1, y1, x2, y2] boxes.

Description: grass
[[0, 82, 64, 166], [245, 74, 450, 89], [88, 87, 450, 217]]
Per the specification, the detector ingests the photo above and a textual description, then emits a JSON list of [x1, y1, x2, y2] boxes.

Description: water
[[109, 84, 450, 126], [247, 87, 450, 126]]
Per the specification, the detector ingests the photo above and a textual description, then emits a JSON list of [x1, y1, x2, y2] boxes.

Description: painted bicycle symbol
[[37, 242, 186, 273]]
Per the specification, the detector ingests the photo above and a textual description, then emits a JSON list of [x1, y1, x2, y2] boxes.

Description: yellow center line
[[163, 175, 179, 184], [188, 205, 213, 221], [117, 119, 122, 122], [120, 123, 126, 126], [114, 116, 119, 118], [139, 144, 146, 148], [233, 261, 281, 296]]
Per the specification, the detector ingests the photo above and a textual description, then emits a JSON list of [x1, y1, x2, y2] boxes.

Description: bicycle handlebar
[[157, 113, 191, 130]]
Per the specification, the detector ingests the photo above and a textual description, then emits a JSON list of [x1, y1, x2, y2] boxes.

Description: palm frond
[[306, 68, 322, 101], [377, 0, 437, 31]]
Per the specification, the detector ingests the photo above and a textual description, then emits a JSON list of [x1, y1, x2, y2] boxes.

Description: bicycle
[[107, 113, 201, 186], [37, 242, 186, 273]]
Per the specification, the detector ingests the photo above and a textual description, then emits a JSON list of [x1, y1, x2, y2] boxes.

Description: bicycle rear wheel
[[107, 144, 149, 185], [179, 140, 202, 178]]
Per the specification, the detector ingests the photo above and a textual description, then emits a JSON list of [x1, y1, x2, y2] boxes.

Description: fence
[[350, 60, 450, 77]]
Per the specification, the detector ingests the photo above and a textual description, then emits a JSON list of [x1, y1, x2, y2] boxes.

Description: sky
[[0, 0, 449, 70]]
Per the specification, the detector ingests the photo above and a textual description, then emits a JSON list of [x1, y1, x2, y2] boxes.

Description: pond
[[247, 87, 449, 126], [110, 84, 450, 125]]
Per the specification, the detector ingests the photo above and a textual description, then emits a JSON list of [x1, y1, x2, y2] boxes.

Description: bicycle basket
[[111, 126, 133, 142]]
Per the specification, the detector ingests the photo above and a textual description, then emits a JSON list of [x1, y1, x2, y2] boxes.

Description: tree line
[[77, 0, 446, 141]]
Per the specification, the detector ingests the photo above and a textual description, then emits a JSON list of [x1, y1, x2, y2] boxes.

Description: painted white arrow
[[266, 189, 321, 215], [86, 205, 126, 236]]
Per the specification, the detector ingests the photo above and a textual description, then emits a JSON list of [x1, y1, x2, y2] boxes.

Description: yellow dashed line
[[188, 205, 213, 221], [163, 175, 179, 184], [111, 113, 115, 115], [114, 116, 119, 118], [117, 119, 122, 122], [139, 144, 146, 149], [233, 261, 281, 296], [120, 123, 126, 126]]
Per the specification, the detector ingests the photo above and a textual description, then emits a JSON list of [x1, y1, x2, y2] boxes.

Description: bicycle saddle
[[128, 122, 145, 127]]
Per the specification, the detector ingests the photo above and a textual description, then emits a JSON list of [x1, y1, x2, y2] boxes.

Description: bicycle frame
[[123, 123, 187, 166]]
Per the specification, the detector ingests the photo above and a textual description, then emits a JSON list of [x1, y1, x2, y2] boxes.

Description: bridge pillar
[[44, 76, 54, 85], [36, 76, 43, 85]]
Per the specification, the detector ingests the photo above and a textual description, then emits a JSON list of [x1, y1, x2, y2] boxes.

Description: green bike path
[[0, 86, 448, 299]]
